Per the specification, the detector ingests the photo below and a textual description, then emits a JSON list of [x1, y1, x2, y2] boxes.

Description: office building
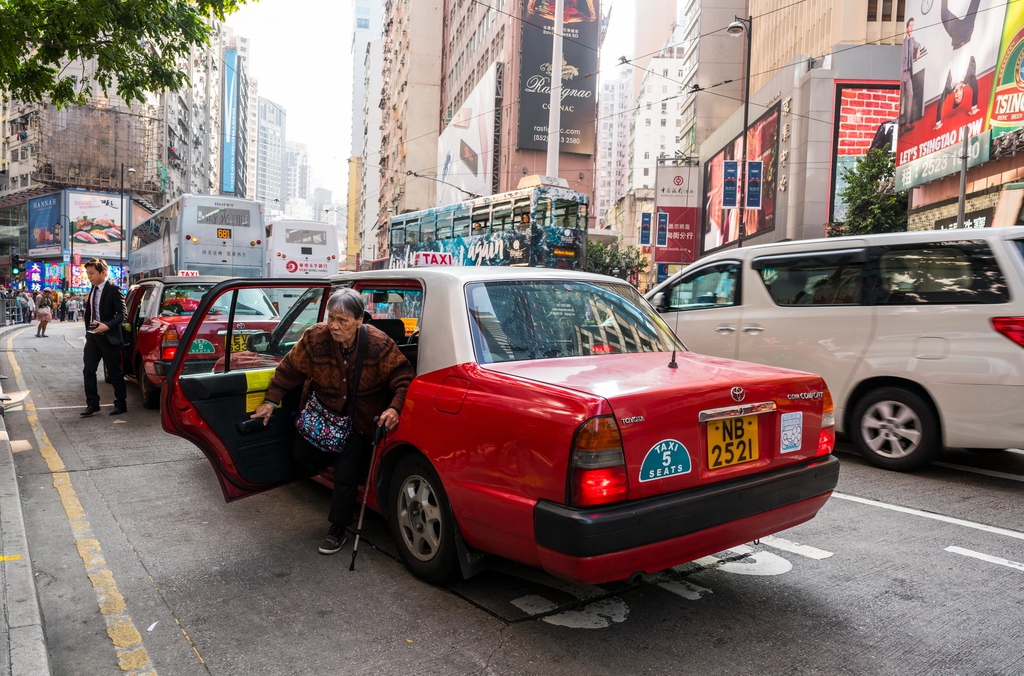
[[256, 98, 287, 214]]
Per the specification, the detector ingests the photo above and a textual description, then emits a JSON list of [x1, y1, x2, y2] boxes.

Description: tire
[[851, 387, 940, 471], [388, 454, 458, 585], [137, 361, 160, 410]]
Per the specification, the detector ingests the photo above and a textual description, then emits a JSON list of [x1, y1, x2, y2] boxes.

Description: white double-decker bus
[[129, 195, 266, 283], [265, 220, 340, 277]]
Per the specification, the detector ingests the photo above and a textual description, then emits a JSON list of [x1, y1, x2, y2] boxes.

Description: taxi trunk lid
[[485, 351, 827, 501]]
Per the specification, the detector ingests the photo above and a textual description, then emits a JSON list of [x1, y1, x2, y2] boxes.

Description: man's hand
[[91, 323, 109, 334], [378, 407, 400, 431], [251, 402, 275, 426]]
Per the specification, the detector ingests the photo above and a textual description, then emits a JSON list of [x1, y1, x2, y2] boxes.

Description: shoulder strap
[[349, 325, 369, 417]]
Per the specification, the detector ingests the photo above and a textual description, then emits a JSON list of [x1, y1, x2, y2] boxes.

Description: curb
[[0, 322, 53, 675]]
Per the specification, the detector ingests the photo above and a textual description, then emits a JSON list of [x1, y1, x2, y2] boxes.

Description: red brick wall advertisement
[[830, 84, 900, 222]]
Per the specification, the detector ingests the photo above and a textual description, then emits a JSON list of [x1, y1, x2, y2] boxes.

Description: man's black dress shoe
[[109, 407, 127, 416], [80, 406, 101, 417]]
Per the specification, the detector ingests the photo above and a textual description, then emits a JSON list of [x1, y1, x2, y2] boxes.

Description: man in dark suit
[[81, 258, 127, 416]]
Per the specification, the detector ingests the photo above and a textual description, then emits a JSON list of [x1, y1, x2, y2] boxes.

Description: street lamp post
[[120, 164, 135, 287], [727, 15, 753, 246]]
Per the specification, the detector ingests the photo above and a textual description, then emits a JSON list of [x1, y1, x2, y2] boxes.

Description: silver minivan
[[647, 227, 1024, 470]]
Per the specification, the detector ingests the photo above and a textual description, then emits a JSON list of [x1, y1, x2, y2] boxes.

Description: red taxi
[[161, 270, 839, 585], [122, 276, 281, 408]]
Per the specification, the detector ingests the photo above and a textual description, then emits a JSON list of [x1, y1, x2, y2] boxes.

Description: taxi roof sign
[[413, 252, 453, 267], [178, 270, 200, 276]]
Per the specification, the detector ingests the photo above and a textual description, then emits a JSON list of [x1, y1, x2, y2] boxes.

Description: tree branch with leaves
[[826, 148, 908, 237], [0, 0, 249, 107]]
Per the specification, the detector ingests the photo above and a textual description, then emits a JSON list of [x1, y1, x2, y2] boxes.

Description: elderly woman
[[251, 288, 414, 555]]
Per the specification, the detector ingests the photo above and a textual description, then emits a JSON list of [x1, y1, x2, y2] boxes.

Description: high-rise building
[[312, 187, 332, 221], [357, 36, 384, 268], [246, 78, 259, 202], [352, 0, 384, 160], [748, 0, 906, 92], [633, 0, 679, 101], [378, 0, 443, 253], [256, 98, 287, 214], [285, 141, 309, 201], [434, 0, 599, 227], [595, 66, 633, 228]]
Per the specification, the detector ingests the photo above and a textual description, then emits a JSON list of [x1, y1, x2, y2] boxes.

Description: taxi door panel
[[162, 279, 330, 501]]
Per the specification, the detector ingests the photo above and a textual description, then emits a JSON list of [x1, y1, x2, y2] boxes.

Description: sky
[[225, 0, 636, 204], [227, 0, 354, 201]]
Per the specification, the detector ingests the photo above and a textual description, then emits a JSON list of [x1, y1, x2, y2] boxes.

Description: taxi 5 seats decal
[[639, 439, 692, 482]]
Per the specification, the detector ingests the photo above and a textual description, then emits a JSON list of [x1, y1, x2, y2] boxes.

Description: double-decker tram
[[129, 195, 266, 283], [385, 178, 589, 269]]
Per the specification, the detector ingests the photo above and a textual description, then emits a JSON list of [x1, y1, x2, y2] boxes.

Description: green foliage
[[584, 239, 649, 284], [825, 148, 908, 237], [0, 0, 250, 107]]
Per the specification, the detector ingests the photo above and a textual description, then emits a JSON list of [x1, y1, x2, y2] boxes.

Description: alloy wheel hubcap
[[861, 400, 923, 459], [396, 474, 442, 562]]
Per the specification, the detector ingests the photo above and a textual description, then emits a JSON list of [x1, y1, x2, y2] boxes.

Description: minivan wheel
[[852, 387, 940, 471], [388, 455, 458, 585]]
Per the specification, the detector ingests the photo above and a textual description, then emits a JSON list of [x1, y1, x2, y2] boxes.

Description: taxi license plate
[[228, 335, 250, 352], [707, 415, 759, 469]]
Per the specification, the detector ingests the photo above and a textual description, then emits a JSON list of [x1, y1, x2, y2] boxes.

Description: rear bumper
[[152, 359, 172, 377], [533, 455, 839, 582]]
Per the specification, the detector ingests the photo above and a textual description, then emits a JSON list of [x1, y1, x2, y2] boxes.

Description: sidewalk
[[0, 323, 52, 676]]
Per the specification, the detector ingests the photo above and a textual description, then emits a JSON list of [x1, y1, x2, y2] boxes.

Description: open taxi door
[[161, 279, 332, 501]]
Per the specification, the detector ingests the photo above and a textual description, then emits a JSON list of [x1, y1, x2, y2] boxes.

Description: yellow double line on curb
[[6, 329, 157, 674]]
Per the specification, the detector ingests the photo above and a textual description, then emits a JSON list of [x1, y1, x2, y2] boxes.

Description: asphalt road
[[5, 321, 1024, 675]]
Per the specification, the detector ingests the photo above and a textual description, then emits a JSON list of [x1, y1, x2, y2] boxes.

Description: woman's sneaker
[[318, 525, 346, 555]]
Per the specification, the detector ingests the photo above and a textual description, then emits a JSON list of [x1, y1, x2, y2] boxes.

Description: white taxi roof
[[329, 267, 637, 374]]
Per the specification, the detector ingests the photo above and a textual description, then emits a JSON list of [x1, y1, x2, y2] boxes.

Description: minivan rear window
[[872, 241, 1009, 305]]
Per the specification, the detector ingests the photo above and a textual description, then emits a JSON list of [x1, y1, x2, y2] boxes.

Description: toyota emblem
[[730, 387, 745, 402]]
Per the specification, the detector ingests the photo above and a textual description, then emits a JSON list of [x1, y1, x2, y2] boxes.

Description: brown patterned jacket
[[265, 323, 414, 438]]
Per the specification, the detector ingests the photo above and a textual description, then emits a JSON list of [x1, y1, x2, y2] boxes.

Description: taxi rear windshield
[[466, 280, 683, 363]]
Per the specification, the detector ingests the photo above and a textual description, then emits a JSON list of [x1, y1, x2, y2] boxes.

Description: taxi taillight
[[817, 388, 835, 456], [161, 327, 179, 361], [569, 416, 628, 507]]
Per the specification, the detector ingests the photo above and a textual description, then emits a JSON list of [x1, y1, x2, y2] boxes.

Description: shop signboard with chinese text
[[654, 162, 699, 264]]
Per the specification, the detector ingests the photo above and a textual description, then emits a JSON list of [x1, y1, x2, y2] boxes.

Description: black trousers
[[83, 333, 127, 408], [293, 431, 372, 527]]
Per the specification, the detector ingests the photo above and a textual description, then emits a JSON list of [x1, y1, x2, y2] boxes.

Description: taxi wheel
[[137, 362, 160, 410], [852, 387, 940, 471], [388, 455, 458, 585]]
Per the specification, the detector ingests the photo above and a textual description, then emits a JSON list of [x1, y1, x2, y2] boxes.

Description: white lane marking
[[933, 462, 1024, 483], [510, 595, 558, 616], [541, 597, 628, 629], [832, 492, 1024, 542], [657, 580, 713, 600], [693, 545, 793, 576], [945, 546, 1024, 573], [147, 621, 159, 632], [760, 535, 834, 560], [1007, 449, 1024, 456], [35, 404, 113, 410]]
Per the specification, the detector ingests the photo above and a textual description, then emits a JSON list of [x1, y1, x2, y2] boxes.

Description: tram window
[[514, 200, 531, 229], [390, 225, 405, 247], [405, 220, 421, 244], [492, 203, 513, 232], [436, 214, 454, 240], [472, 206, 491, 235], [554, 200, 580, 229], [421, 215, 437, 242], [454, 215, 471, 237], [536, 198, 552, 227]]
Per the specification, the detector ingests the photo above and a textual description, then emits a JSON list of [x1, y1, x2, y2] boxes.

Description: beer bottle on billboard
[[987, 2, 1024, 139]]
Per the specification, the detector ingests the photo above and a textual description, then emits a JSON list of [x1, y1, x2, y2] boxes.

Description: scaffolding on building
[[32, 100, 163, 197]]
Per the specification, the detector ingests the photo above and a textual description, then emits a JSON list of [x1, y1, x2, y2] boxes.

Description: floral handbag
[[294, 326, 367, 453]]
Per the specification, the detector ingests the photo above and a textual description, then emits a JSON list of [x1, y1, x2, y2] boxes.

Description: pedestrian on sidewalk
[[81, 259, 128, 417], [35, 289, 53, 337], [58, 293, 68, 322], [24, 291, 34, 323], [68, 295, 80, 322]]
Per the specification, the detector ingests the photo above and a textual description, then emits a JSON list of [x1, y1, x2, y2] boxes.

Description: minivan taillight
[[817, 388, 835, 456], [569, 416, 628, 506], [161, 327, 179, 361], [992, 317, 1024, 348]]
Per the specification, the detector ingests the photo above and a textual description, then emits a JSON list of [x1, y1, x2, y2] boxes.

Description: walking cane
[[350, 415, 387, 571]]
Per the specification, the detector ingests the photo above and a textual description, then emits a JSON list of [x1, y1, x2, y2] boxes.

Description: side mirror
[[651, 292, 665, 312], [247, 332, 272, 354]]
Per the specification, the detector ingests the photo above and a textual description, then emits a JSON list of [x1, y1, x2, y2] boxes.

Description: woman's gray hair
[[326, 288, 364, 319]]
